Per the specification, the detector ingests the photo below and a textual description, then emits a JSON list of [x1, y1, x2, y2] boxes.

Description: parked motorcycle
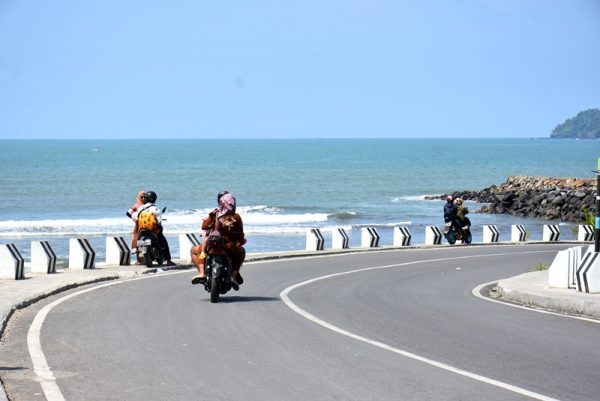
[[137, 229, 164, 267], [444, 221, 472, 245]]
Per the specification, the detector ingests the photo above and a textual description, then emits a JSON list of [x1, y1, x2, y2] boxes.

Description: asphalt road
[[2, 244, 599, 401]]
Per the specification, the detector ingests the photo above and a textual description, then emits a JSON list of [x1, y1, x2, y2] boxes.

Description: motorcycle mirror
[[162, 207, 167, 213]]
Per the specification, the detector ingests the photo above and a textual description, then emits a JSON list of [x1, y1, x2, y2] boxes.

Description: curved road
[[2, 244, 599, 401]]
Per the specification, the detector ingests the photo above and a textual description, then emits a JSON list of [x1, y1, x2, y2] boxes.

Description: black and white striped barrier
[[361, 227, 380, 248], [31, 240, 57, 274], [578, 225, 594, 242], [0, 243, 25, 280], [332, 228, 349, 249], [179, 233, 202, 262], [106, 237, 131, 266], [543, 225, 560, 242], [393, 226, 411, 247], [69, 238, 96, 269], [511, 225, 527, 242], [549, 246, 586, 289], [425, 226, 442, 245], [576, 250, 600, 293], [483, 225, 500, 243], [306, 229, 325, 251]]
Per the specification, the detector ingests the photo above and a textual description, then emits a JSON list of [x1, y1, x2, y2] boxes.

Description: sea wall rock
[[434, 176, 597, 223]]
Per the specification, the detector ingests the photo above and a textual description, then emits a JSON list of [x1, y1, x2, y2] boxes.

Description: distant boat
[[92, 148, 100, 152]]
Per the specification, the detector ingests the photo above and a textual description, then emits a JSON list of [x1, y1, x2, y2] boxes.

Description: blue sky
[[0, 1, 599, 139]]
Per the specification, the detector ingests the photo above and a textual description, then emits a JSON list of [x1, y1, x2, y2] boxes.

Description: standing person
[[191, 192, 246, 285], [126, 191, 146, 264], [136, 191, 176, 266]]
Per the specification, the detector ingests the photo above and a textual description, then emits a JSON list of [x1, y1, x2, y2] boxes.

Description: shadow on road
[[218, 295, 280, 303]]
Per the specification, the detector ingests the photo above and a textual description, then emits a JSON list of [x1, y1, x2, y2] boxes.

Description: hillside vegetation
[[550, 109, 600, 139]]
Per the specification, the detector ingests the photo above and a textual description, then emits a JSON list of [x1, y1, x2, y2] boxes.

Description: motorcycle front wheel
[[210, 276, 220, 303], [463, 231, 472, 244]]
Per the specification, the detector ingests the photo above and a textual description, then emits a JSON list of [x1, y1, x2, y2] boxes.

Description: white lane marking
[[472, 281, 600, 324], [280, 251, 561, 401], [27, 272, 182, 401]]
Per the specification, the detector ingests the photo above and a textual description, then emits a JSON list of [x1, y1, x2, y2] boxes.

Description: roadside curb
[[497, 270, 600, 320]]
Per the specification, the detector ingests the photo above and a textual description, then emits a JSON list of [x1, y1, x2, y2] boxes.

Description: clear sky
[[1, 0, 599, 139]]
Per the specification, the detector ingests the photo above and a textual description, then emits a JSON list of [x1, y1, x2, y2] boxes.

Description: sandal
[[191, 275, 206, 285]]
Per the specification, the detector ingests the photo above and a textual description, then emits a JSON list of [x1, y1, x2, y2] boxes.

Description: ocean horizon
[[1, 138, 597, 263]]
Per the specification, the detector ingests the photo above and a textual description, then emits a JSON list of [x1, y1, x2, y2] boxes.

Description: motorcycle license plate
[[137, 239, 151, 247]]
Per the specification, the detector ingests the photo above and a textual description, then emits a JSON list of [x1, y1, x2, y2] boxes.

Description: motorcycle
[[137, 229, 164, 267], [444, 221, 472, 245], [136, 207, 168, 268], [203, 253, 238, 303]]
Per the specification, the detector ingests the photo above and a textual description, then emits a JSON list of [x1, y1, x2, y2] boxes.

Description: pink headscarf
[[218, 193, 236, 215]]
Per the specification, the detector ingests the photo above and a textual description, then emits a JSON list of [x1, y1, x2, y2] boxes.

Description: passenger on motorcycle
[[454, 197, 471, 228], [191, 190, 229, 284], [135, 190, 176, 266], [191, 192, 246, 286], [443, 195, 460, 231]]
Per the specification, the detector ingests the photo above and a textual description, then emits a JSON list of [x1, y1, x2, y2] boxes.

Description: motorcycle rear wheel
[[144, 253, 153, 268], [210, 276, 220, 303], [446, 231, 457, 245], [463, 231, 472, 244]]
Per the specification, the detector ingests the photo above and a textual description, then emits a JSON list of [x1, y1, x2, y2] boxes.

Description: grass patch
[[530, 262, 549, 272]]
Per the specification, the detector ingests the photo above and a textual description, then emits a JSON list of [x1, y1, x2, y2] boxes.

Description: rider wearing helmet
[[443, 194, 460, 231], [191, 191, 246, 287], [135, 190, 176, 266]]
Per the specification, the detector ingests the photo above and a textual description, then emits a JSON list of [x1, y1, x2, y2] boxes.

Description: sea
[[0, 138, 598, 264]]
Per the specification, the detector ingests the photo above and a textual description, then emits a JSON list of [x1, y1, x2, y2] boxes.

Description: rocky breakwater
[[450, 176, 596, 223]]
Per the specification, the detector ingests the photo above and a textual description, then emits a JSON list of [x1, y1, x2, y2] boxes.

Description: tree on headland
[[550, 108, 600, 138]]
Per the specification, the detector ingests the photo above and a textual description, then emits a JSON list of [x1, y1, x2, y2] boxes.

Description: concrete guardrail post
[[179, 233, 202, 263], [483, 225, 500, 243], [543, 224, 560, 242], [332, 228, 349, 249], [393, 226, 411, 247], [425, 226, 442, 245], [31, 240, 57, 274], [306, 229, 325, 251], [361, 227, 380, 248], [0, 243, 25, 280], [106, 237, 131, 266], [511, 225, 527, 242], [576, 249, 600, 293], [578, 225, 594, 242], [69, 238, 96, 270]]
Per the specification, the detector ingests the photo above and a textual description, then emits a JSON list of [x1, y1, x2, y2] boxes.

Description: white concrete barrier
[[361, 227, 380, 248], [106, 237, 131, 266], [425, 226, 442, 245], [483, 225, 500, 243], [306, 229, 325, 251], [578, 225, 594, 242], [576, 250, 600, 293], [31, 240, 57, 274], [543, 225, 560, 242], [179, 233, 202, 262], [69, 238, 96, 270], [511, 225, 527, 242], [332, 228, 349, 249], [549, 247, 578, 288], [0, 243, 25, 280], [393, 226, 411, 247]]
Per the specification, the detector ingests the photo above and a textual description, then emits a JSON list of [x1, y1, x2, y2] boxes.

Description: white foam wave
[[0, 206, 331, 238], [392, 195, 441, 202]]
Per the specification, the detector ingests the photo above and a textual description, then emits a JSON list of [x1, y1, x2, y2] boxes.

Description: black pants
[[157, 231, 172, 261]]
